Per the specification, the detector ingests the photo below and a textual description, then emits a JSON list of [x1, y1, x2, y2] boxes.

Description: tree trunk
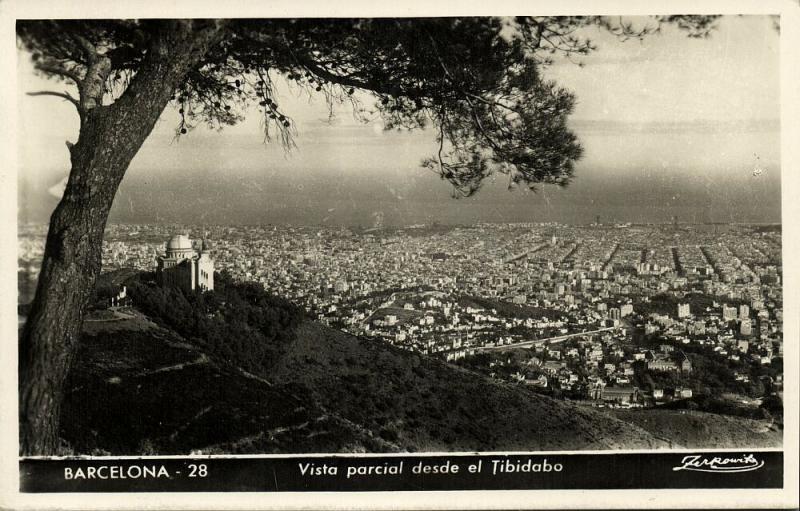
[[19, 22, 224, 455]]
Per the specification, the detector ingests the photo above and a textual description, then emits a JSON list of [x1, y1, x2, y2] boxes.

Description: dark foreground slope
[[64, 311, 393, 454], [62, 308, 668, 454]]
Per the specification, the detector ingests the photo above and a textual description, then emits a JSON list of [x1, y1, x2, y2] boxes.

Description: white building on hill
[[156, 234, 214, 292]]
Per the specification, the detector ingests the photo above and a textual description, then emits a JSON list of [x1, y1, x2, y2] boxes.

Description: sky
[[16, 15, 781, 226]]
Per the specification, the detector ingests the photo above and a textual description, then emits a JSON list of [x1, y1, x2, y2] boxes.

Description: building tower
[[740, 319, 753, 337], [197, 238, 215, 291], [739, 304, 750, 320]]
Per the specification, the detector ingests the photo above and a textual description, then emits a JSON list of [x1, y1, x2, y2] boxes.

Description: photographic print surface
[[8, 9, 793, 502]]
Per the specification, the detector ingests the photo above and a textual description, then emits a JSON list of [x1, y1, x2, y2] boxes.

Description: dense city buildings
[[18, 221, 784, 407]]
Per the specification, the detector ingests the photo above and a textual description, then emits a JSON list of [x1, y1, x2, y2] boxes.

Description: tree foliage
[[128, 271, 305, 376], [18, 16, 719, 196]]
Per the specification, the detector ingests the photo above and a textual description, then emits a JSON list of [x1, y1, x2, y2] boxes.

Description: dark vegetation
[[458, 296, 563, 321], [626, 332, 784, 423], [262, 322, 666, 452], [342, 285, 435, 303], [632, 333, 782, 400], [127, 271, 305, 378], [63, 325, 387, 454]]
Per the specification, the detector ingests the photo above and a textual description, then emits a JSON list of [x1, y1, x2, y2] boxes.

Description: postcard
[[1, 0, 797, 509]]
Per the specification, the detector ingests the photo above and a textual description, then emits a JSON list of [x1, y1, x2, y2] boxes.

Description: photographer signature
[[673, 454, 764, 473]]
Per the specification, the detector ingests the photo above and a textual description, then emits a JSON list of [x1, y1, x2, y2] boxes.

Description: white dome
[[167, 234, 193, 251]]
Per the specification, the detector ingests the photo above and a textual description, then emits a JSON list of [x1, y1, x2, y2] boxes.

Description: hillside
[[65, 310, 392, 454], [611, 409, 780, 449], [62, 306, 670, 454], [269, 322, 665, 452], [59, 277, 780, 454]]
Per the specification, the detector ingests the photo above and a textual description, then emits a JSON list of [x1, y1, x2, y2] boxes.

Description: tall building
[[740, 319, 752, 336], [739, 304, 750, 320], [722, 304, 737, 321], [677, 303, 690, 318], [156, 234, 214, 292]]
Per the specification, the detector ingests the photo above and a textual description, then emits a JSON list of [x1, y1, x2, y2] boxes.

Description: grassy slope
[[611, 409, 781, 449]]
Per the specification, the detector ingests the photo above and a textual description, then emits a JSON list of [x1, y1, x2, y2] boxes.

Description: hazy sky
[[17, 15, 781, 226]]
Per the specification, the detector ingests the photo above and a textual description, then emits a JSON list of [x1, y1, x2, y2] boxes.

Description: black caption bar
[[20, 451, 783, 492]]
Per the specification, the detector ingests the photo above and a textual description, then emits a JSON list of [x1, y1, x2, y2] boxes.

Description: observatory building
[[156, 234, 214, 292]]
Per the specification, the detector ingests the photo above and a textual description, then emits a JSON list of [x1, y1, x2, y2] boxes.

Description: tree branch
[[27, 90, 82, 113], [285, 40, 437, 102], [34, 63, 82, 85], [67, 32, 99, 62]]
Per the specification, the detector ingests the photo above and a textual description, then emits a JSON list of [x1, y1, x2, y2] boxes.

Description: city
[[18, 221, 784, 410]]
